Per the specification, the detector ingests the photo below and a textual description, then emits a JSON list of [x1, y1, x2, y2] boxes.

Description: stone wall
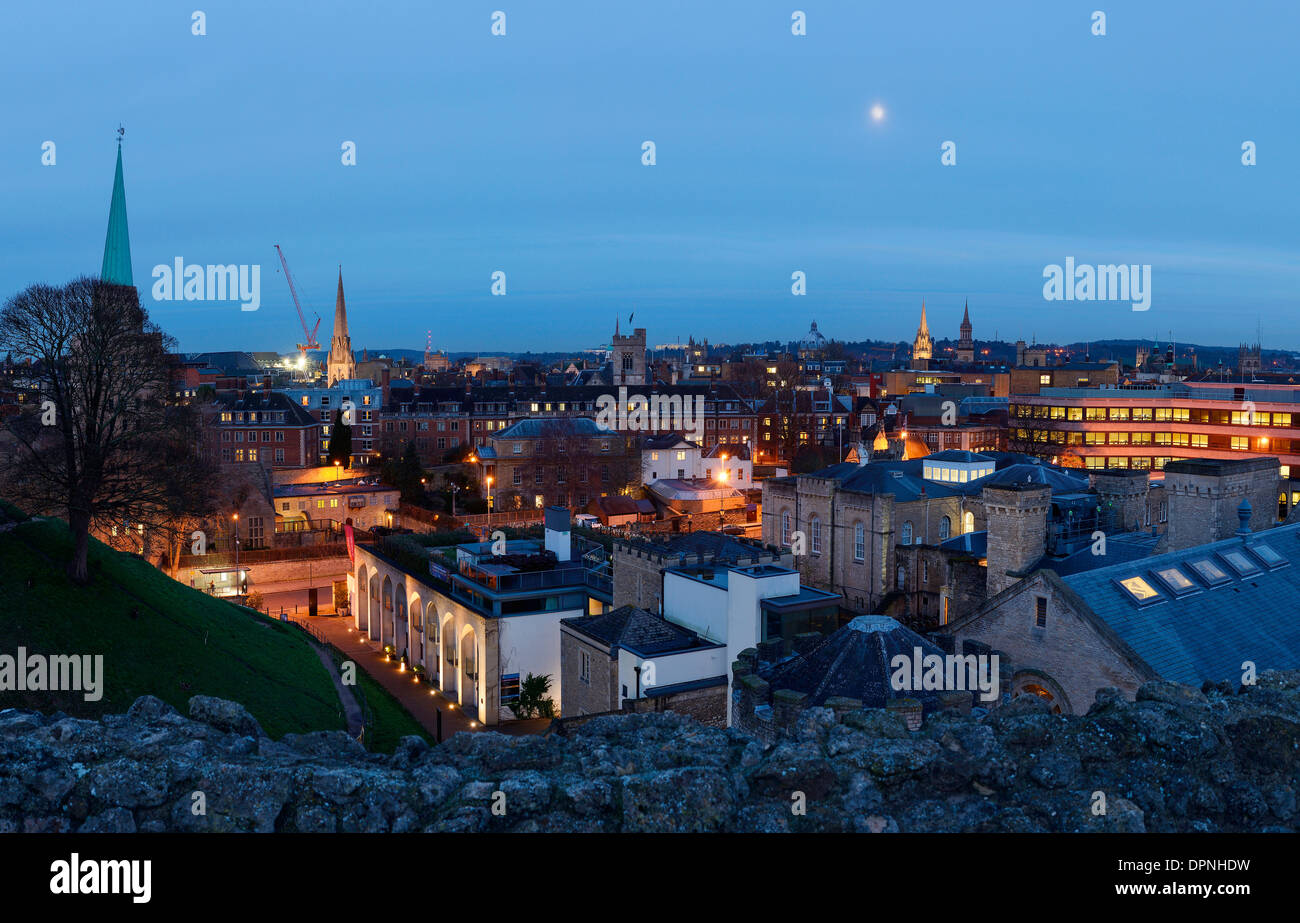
[[948, 572, 1153, 715], [1164, 457, 1280, 551], [6, 680, 1299, 832]]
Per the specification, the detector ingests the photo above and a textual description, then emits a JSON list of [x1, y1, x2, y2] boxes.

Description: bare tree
[[0, 277, 210, 584]]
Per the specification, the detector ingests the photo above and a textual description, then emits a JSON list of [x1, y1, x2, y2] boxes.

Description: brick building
[[205, 391, 321, 469]]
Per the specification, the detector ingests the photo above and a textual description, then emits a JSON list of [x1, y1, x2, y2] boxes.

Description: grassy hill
[[0, 505, 347, 739]]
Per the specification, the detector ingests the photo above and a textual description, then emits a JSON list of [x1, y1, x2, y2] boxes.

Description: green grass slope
[[0, 514, 344, 739]]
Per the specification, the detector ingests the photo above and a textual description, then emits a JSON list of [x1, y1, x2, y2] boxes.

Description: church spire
[[101, 134, 133, 287], [327, 267, 356, 386], [912, 301, 933, 364]]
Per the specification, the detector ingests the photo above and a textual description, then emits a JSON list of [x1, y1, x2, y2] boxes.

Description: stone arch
[[393, 580, 408, 661], [354, 563, 369, 634], [939, 515, 952, 541], [380, 575, 394, 648], [426, 602, 440, 679], [1011, 669, 1072, 715], [407, 590, 424, 666], [368, 574, 382, 641], [459, 623, 479, 715], [439, 611, 457, 697]]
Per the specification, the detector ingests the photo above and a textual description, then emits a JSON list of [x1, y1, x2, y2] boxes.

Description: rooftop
[[1061, 522, 1300, 685]]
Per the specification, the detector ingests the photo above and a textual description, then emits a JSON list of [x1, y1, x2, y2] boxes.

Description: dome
[[800, 320, 828, 350]]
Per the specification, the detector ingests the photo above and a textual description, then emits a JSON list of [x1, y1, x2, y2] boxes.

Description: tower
[[911, 302, 933, 366], [956, 300, 974, 363], [326, 268, 356, 387], [611, 318, 647, 386]]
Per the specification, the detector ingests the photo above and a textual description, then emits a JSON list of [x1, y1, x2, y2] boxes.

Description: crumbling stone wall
[[4, 678, 1299, 833]]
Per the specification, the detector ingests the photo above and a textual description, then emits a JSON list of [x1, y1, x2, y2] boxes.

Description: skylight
[[1247, 543, 1286, 569], [1152, 566, 1198, 597], [1187, 557, 1231, 587], [1219, 550, 1261, 577], [1116, 575, 1163, 606]]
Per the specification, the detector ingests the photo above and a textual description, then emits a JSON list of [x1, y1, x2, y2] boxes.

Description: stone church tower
[[326, 269, 356, 386], [611, 318, 647, 386], [911, 302, 933, 367], [956, 300, 974, 363]]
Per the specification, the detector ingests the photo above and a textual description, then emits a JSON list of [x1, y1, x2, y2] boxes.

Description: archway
[[459, 624, 479, 717], [354, 563, 369, 635], [393, 580, 408, 661], [367, 574, 381, 641], [1011, 670, 1072, 715], [406, 591, 423, 666], [380, 575, 394, 648], [425, 602, 439, 679], [439, 612, 457, 697]]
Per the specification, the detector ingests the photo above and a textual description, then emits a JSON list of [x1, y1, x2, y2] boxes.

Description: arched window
[[963, 511, 975, 534], [781, 510, 791, 546], [939, 516, 951, 541], [853, 522, 865, 562], [810, 516, 821, 554], [901, 521, 913, 545], [896, 564, 906, 589]]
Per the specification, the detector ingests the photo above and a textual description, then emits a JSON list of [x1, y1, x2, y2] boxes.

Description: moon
[[870, 103, 886, 123]]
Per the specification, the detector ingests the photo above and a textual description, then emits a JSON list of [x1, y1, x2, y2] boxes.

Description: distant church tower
[[911, 302, 933, 367], [956, 300, 974, 363], [326, 269, 356, 386], [611, 317, 647, 386]]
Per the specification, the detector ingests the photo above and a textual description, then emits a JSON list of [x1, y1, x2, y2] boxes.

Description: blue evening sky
[[1, 1, 1296, 354]]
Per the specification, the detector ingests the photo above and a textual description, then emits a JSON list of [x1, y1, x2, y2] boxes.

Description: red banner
[[344, 523, 355, 564]]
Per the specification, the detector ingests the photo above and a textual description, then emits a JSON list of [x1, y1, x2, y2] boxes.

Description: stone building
[[612, 531, 791, 612], [955, 301, 975, 363], [1163, 457, 1280, 551], [946, 516, 1300, 715], [610, 320, 648, 386], [559, 605, 727, 724]]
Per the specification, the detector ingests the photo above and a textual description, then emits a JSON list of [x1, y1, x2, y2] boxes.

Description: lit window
[[1152, 566, 1197, 596], [1117, 575, 1162, 605]]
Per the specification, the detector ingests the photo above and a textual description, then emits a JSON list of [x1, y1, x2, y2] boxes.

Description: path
[[289, 615, 551, 740]]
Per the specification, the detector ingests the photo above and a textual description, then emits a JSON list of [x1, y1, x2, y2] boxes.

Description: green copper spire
[[100, 139, 133, 286]]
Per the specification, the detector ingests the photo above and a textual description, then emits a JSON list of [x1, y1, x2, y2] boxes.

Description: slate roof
[[762, 615, 954, 711], [560, 605, 711, 656], [1060, 522, 1300, 685], [625, 530, 773, 562], [493, 418, 615, 439]]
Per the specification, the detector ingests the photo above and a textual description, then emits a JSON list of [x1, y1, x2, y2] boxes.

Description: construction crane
[[273, 244, 322, 367]]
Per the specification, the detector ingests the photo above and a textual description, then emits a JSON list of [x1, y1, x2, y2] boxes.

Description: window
[[810, 517, 821, 554], [1034, 597, 1047, 628], [854, 522, 865, 561], [579, 650, 590, 684], [939, 516, 951, 541], [963, 511, 974, 533], [1117, 575, 1163, 605], [781, 510, 791, 546], [896, 565, 905, 589], [900, 521, 913, 545]]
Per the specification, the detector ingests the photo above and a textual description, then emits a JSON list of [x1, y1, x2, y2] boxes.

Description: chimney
[[982, 482, 1050, 597], [1235, 498, 1252, 537], [544, 505, 571, 562]]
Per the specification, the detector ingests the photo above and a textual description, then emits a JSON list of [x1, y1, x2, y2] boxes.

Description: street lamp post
[[232, 513, 240, 567]]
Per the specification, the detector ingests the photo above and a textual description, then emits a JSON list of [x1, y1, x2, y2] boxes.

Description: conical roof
[[101, 143, 133, 286], [764, 615, 950, 710]]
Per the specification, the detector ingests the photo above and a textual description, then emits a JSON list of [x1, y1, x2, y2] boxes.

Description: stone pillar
[[1090, 469, 1150, 534]]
